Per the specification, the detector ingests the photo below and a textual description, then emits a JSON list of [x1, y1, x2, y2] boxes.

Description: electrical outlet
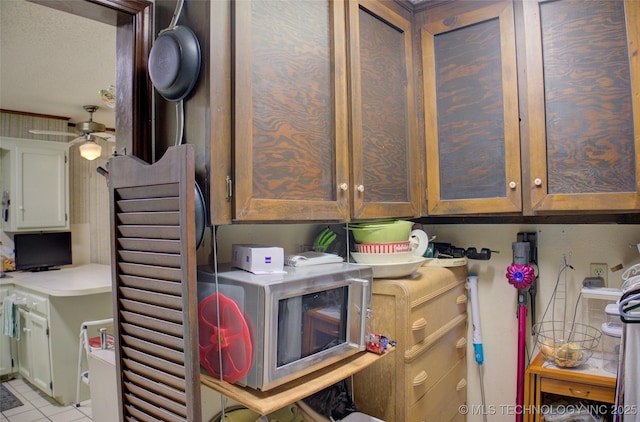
[[590, 263, 608, 286]]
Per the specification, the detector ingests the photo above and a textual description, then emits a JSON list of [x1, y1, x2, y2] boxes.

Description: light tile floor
[[1, 378, 92, 422]]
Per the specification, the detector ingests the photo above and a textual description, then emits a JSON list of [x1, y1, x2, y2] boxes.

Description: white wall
[[198, 222, 640, 420]]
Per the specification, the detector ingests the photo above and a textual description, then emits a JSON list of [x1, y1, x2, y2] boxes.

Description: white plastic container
[[601, 303, 622, 374], [581, 287, 621, 327]]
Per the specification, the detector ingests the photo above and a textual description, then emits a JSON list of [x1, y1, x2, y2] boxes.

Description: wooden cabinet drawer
[[28, 293, 49, 316], [410, 357, 467, 422], [408, 281, 466, 349], [540, 377, 614, 404], [407, 314, 466, 404], [14, 290, 49, 316]]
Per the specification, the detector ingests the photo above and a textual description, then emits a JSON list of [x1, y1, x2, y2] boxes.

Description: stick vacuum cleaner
[[506, 242, 536, 422]]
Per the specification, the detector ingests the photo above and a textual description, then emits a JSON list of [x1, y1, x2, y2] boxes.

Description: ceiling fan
[[29, 105, 115, 160]]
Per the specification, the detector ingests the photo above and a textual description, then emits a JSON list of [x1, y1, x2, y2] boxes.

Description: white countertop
[[0, 264, 112, 296]]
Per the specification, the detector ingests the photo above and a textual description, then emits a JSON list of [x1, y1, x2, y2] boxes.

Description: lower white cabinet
[[0, 314, 13, 376], [10, 286, 112, 405], [2, 267, 113, 405], [0, 288, 15, 377], [17, 307, 53, 395]]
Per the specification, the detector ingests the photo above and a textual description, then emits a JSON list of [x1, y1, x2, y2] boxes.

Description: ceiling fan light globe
[[79, 142, 102, 160]]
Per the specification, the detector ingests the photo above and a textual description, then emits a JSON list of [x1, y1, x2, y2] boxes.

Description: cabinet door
[[16, 308, 30, 379], [234, 0, 350, 221], [522, 0, 640, 213], [347, 1, 420, 220], [28, 312, 52, 395], [0, 309, 14, 376], [421, 1, 521, 215], [14, 145, 68, 229]]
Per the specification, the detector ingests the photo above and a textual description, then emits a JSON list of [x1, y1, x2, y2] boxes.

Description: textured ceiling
[[0, 0, 116, 128]]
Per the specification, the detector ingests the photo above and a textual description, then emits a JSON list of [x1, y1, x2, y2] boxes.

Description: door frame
[[27, 0, 154, 163]]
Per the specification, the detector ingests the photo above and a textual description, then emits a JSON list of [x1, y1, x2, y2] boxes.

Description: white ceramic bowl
[[350, 251, 415, 264], [350, 256, 427, 279]]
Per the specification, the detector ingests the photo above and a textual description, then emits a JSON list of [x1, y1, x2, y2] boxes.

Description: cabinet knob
[[534, 178, 543, 187], [412, 370, 428, 386], [18, 205, 24, 210], [339, 183, 348, 191], [411, 318, 427, 331], [509, 181, 517, 189], [356, 185, 365, 193]]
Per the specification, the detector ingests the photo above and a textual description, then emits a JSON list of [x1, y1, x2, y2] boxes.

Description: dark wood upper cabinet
[[521, 0, 640, 213], [420, 1, 522, 215], [231, 0, 419, 222], [233, 0, 350, 221], [347, 0, 420, 220]]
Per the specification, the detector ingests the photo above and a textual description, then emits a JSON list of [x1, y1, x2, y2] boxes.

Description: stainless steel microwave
[[197, 263, 373, 391]]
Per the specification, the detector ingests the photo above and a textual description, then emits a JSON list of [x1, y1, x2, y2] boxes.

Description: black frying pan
[[149, 0, 201, 102]]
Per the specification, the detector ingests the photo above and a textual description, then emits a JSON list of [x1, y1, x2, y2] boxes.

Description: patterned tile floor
[[1, 378, 91, 422]]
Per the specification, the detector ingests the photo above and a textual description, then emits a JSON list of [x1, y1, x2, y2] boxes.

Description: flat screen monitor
[[14, 231, 72, 272]]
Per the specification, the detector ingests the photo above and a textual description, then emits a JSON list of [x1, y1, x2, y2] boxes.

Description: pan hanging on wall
[[148, 0, 201, 103], [149, 0, 201, 147]]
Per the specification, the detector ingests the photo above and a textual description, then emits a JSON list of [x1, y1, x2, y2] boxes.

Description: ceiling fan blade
[[29, 129, 76, 137], [69, 134, 116, 146], [92, 132, 116, 142], [69, 136, 86, 146]]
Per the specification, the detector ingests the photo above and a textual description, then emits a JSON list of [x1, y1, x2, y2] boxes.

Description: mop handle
[[468, 274, 484, 364]]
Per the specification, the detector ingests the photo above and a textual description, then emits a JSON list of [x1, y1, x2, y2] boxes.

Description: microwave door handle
[[352, 277, 371, 348]]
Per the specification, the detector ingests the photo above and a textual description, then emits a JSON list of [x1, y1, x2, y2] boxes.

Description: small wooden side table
[[524, 352, 616, 422]]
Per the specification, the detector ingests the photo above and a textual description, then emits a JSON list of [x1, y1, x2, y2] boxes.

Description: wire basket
[[534, 321, 602, 368]]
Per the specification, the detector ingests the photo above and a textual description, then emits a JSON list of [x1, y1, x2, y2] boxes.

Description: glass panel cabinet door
[[522, 0, 640, 213], [347, 0, 420, 220], [421, 1, 522, 215], [233, 0, 350, 221]]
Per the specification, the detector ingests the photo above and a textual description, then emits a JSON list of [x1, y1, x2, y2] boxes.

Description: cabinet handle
[[456, 294, 467, 305], [534, 178, 543, 187], [456, 337, 467, 349], [23, 327, 31, 333], [413, 370, 428, 386], [456, 379, 467, 391], [509, 181, 517, 189], [356, 185, 365, 193], [569, 388, 590, 397], [339, 183, 348, 191], [412, 318, 427, 331]]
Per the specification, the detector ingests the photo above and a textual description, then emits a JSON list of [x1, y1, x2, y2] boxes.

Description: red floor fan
[[506, 240, 536, 422], [198, 293, 253, 384]]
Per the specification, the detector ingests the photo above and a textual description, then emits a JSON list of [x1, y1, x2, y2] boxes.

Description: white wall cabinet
[[0, 137, 69, 232]]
